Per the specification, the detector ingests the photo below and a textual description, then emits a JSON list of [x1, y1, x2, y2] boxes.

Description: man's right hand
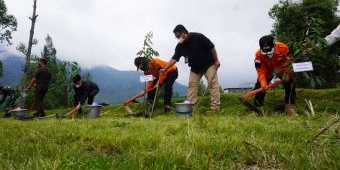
[[260, 83, 268, 92]]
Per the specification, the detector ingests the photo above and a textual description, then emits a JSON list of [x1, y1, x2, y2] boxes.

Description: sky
[[4, 0, 283, 88]]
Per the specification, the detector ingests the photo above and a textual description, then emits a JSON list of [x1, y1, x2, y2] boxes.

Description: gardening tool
[[122, 87, 156, 115], [27, 102, 35, 113], [63, 104, 81, 118], [100, 111, 110, 116], [150, 77, 161, 118], [35, 114, 57, 119], [239, 80, 283, 115], [53, 104, 82, 119]]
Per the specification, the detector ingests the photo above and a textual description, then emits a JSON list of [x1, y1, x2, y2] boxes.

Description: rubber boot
[[284, 104, 298, 116]]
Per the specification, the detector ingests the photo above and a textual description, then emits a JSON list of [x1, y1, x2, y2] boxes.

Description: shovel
[[239, 80, 283, 115]]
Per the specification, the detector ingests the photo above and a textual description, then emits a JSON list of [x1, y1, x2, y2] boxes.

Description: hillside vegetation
[[0, 55, 187, 104], [1, 89, 340, 169]]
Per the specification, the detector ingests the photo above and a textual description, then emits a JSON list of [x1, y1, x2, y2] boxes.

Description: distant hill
[[0, 52, 24, 86], [83, 66, 187, 104], [0, 53, 187, 104]]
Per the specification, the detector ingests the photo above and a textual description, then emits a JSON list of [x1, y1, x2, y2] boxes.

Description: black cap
[[259, 35, 275, 53], [134, 57, 148, 71], [173, 24, 188, 34], [73, 74, 81, 83]]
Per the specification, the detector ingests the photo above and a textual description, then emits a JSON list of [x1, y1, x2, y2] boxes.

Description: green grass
[[1, 89, 340, 169]]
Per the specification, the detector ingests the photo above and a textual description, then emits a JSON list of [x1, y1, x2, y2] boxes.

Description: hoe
[[239, 80, 283, 115]]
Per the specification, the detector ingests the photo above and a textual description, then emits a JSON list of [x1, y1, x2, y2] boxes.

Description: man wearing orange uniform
[[254, 35, 298, 116], [134, 57, 178, 113]]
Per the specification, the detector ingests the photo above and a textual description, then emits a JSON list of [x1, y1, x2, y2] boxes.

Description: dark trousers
[[34, 84, 49, 117], [147, 69, 178, 106], [254, 77, 296, 107]]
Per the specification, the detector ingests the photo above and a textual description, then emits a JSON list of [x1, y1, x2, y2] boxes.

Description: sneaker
[[284, 104, 298, 116]]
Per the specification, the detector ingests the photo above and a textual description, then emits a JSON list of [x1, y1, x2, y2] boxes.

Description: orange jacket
[[144, 57, 177, 90], [254, 42, 293, 87]]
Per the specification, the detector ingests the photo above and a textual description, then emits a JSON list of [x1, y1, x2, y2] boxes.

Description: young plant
[[136, 32, 159, 116]]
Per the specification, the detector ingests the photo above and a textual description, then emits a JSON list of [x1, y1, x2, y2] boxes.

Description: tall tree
[[25, 0, 38, 81], [41, 34, 56, 61], [269, 0, 340, 88], [0, 0, 17, 45], [16, 0, 38, 107]]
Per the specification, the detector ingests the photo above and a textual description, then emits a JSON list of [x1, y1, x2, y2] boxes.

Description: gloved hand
[[260, 82, 268, 92]]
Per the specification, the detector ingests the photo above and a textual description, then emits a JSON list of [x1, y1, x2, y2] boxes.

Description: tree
[[269, 0, 340, 88], [0, 0, 18, 77], [0, 0, 17, 45], [41, 34, 56, 61], [16, 0, 38, 107]]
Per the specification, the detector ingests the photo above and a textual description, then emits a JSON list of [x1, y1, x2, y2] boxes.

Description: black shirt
[[172, 32, 215, 73], [33, 66, 52, 85], [74, 81, 99, 104]]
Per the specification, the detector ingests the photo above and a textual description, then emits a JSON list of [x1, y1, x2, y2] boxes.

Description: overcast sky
[[4, 0, 284, 88]]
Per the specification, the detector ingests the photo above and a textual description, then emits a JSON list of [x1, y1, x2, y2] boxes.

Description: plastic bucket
[[174, 103, 193, 117], [12, 109, 28, 119], [85, 105, 102, 119]]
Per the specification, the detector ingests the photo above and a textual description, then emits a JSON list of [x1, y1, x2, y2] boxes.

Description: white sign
[[139, 75, 154, 82], [293, 61, 314, 72]]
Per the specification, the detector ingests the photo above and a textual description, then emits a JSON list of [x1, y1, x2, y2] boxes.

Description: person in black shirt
[[73, 74, 99, 114], [161, 24, 221, 113], [25, 58, 52, 117]]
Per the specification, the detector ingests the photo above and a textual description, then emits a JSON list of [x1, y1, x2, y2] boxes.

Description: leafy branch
[[136, 32, 159, 59]]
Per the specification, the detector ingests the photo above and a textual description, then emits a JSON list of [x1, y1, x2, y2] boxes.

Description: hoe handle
[[64, 104, 81, 117], [241, 80, 283, 100], [122, 87, 155, 106]]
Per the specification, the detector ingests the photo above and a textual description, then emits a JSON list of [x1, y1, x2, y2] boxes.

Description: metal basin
[[12, 109, 28, 119], [85, 105, 102, 119], [174, 103, 193, 117]]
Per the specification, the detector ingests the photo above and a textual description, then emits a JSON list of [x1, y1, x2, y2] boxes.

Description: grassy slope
[[1, 89, 340, 170]]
